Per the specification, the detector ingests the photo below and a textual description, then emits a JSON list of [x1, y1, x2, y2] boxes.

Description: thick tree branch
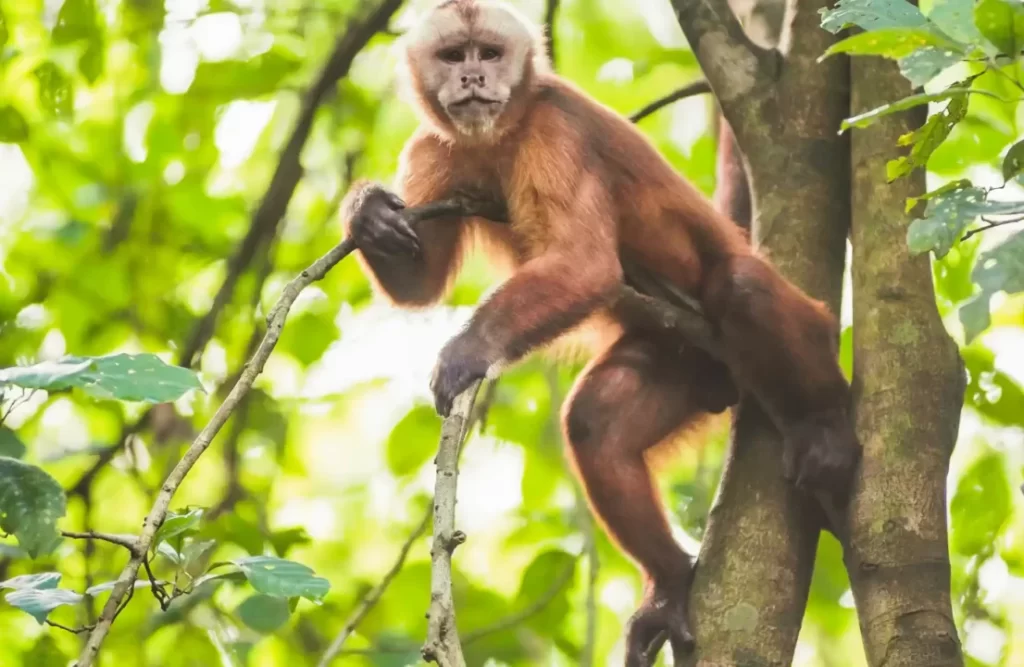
[[630, 79, 712, 123]]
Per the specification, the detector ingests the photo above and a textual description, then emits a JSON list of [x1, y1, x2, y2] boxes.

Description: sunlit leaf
[[0, 427, 26, 460], [0, 4, 8, 52], [0, 353, 204, 403], [52, 0, 100, 45], [233, 556, 330, 603], [820, 0, 930, 33], [887, 94, 968, 181], [927, 0, 984, 45], [842, 88, 973, 131], [962, 345, 1024, 425], [907, 187, 1024, 257], [513, 549, 576, 635], [85, 580, 153, 596], [79, 37, 105, 83], [959, 229, 1024, 341], [822, 27, 959, 60], [0, 457, 66, 558], [951, 451, 1011, 555], [189, 48, 301, 99], [4, 587, 83, 623], [0, 105, 29, 142], [386, 404, 442, 477], [974, 0, 1024, 55], [1002, 140, 1024, 181], [898, 47, 964, 87], [236, 593, 291, 634], [153, 508, 204, 552]]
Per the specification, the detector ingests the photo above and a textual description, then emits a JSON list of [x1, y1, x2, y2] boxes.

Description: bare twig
[[47, 620, 95, 634], [75, 237, 359, 666], [630, 79, 713, 123], [317, 507, 432, 667], [60, 531, 139, 554], [421, 381, 482, 667], [180, 0, 404, 368], [961, 215, 1024, 241]]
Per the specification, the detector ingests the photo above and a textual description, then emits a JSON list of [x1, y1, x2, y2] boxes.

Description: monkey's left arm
[[430, 179, 622, 415]]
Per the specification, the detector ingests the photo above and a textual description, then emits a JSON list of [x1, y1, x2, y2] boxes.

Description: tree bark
[[846, 55, 966, 667], [674, 0, 851, 660]]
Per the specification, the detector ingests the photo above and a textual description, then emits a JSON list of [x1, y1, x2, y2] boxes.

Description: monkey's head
[[401, 0, 548, 140]]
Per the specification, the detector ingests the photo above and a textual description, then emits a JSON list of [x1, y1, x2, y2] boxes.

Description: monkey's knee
[[562, 381, 615, 455]]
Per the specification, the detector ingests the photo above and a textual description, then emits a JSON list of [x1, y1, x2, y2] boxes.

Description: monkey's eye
[[438, 48, 465, 63], [480, 46, 503, 61]]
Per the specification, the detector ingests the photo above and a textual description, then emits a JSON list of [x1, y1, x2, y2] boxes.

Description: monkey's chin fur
[[445, 104, 504, 139]]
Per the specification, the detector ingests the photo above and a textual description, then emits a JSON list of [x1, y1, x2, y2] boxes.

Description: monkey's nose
[[460, 74, 486, 87]]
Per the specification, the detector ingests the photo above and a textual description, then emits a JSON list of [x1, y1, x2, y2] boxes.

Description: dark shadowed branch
[[630, 79, 712, 123], [544, 0, 560, 64]]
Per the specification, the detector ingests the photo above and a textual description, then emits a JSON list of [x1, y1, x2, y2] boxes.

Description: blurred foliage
[[0, 0, 1019, 666]]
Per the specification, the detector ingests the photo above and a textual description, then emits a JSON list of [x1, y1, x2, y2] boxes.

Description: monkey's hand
[[431, 331, 494, 417], [625, 576, 696, 667], [782, 407, 861, 503], [347, 185, 422, 259]]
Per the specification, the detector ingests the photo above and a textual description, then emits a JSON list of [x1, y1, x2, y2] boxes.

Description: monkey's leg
[[562, 333, 735, 665], [701, 254, 860, 497]]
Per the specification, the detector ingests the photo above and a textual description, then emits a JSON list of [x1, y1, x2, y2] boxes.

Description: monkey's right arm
[[341, 142, 467, 307]]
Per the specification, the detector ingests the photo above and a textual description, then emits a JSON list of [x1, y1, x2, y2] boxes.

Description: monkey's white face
[[404, 2, 541, 137]]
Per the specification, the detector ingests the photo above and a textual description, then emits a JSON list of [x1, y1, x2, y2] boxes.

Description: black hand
[[351, 186, 422, 258], [430, 334, 491, 417]]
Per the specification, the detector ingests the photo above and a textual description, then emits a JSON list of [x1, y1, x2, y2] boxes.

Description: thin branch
[[75, 236, 359, 666], [60, 531, 139, 554], [421, 381, 481, 667], [47, 620, 95, 634], [317, 507, 432, 667], [179, 0, 404, 368], [579, 494, 600, 667], [543, 0, 560, 65], [630, 79, 713, 123], [962, 215, 1024, 241], [462, 560, 576, 644]]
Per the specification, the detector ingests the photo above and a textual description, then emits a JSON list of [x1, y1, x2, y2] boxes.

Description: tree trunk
[[674, 0, 851, 660], [846, 53, 966, 667]]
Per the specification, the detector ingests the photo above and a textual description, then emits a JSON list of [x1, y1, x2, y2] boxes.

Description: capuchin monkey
[[341, 1, 859, 663]]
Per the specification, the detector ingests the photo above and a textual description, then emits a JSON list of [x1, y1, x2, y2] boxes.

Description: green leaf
[[386, 404, 442, 477], [820, 0, 929, 33], [928, 0, 984, 45], [0, 457, 66, 558], [961, 345, 1024, 426], [951, 451, 1011, 555], [974, 0, 1024, 55], [822, 27, 959, 60], [0, 4, 8, 52], [898, 47, 965, 88], [153, 508, 204, 552], [52, 0, 100, 45], [181, 539, 217, 578], [0, 427, 26, 459], [34, 62, 74, 119], [959, 293, 993, 342], [887, 94, 968, 181], [268, 527, 311, 557], [959, 229, 1024, 341], [233, 556, 330, 603], [4, 587, 83, 623], [79, 37, 105, 83], [1, 572, 61, 591], [0, 105, 29, 143], [85, 580, 152, 596], [907, 187, 1024, 257], [513, 550, 576, 634], [842, 88, 972, 130], [0, 353, 204, 403], [905, 178, 973, 213], [189, 47, 301, 99], [236, 593, 291, 634], [1002, 140, 1024, 181]]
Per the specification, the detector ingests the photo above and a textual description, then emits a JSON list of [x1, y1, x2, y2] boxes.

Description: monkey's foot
[[782, 407, 861, 502], [624, 580, 695, 667]]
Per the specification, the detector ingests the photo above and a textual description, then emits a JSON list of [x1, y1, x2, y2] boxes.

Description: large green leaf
[[1, 572, 61, 591], [513, 549, 576, 635], [0, 427, 26, 460], [0, 353, 203, 403], [898, 47, 965, 87], [232, 556, 330, 603], [928, 0, 984, 45], [0, 457, 66, 558], [959, 229, 1024, 341], [951, 451, 1011, 555], [907, 187, 1024, 257], [4, 587, 83, 623], [152, 508, 204, 553], [974, 0, 1024, 55], [842, 88, 973, 130], [236, 593, 292, 634], [820, 0, 929, 33], [34, 62, 74, 119], [887, 95, 968, 181], [386, 404, 442, 477], [189, 48, 301, 99], [822, 27, 959, 60]]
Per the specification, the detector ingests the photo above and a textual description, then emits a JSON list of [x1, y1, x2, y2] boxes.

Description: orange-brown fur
[[342, 2, 858, 661]]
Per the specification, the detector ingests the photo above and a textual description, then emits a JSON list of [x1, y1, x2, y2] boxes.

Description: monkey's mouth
[[450, 94, 502, 108]]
